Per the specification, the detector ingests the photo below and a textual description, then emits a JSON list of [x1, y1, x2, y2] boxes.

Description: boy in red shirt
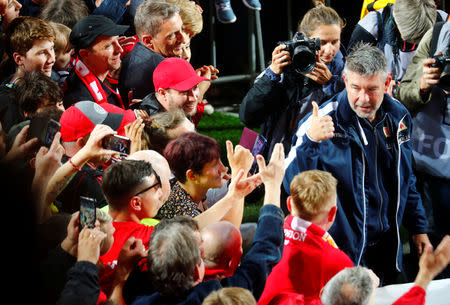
[[258, 170, 353, 305]]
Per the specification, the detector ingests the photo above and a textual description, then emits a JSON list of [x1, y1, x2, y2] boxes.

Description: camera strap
[[430, 21, 446, 58]]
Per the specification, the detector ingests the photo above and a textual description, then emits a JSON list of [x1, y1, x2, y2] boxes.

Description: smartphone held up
[[79, 196, 96, 231]]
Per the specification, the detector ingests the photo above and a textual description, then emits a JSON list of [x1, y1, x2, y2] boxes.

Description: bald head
[[129, 150, 171, 201], [201, 221, 243, 275]]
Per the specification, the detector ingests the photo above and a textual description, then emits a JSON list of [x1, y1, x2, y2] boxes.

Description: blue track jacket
[[284, 90, 428, 272]]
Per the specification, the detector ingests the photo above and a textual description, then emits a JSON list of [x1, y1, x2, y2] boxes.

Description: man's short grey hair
[[321, 267, 374, 305], [134, 1, 180, 39], [148, 220, 202, 296], [343, 43, 388, 80], [393, 0, 437, 44]]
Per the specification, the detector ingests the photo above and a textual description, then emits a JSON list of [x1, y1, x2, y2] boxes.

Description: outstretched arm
[[219, 140, 255, 227], [414, 235, 450, 290], [32, 132, 65, 223], [239, 45, 291, 127], [256, 142, 285, 206], [44, 125, 117, 206], [392, 235, 450, 305], [194, 169, 261, 230]]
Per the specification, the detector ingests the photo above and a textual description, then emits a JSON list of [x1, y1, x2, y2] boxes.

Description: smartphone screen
[[29, 117, 60, 148], [45, 119, 61, 147], [249, 134, 267, 174], [102, 134, 131, 155], [79, 196, 96, 230]]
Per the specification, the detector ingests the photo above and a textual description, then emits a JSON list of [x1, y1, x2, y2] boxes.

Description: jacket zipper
[[394, 116, 406, 272], [357, 149, 367, 266], [373, 128, 385, 232]]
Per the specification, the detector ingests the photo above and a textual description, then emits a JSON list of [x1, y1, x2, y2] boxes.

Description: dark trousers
[[412, 171, 450, 279], [362, 232, 405, 286]]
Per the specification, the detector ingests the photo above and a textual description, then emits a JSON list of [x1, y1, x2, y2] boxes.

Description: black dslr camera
[[432, 51, 450, 69], [432, 48, 450, 91], [278, 32, 321, 75]]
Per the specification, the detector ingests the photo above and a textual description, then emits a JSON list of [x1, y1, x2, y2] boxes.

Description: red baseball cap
[[59, 101, 136, 142], [153, 57, 208, 91]]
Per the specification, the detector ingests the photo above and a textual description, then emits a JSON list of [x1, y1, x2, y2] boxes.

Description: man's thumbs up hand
[[307, 101, 335, 142]]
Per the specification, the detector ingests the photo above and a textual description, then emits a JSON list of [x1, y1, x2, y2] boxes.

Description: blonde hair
[[166, 0, 203, 37], [48, 21, 72, 55], [297, 5, 345, 37], [96, 208, 112, 226], [202, 288, 256, 305], [289, 170, 337, 220]]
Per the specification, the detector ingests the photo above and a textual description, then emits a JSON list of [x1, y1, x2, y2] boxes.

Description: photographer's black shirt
[[54, 155, 107, 213]]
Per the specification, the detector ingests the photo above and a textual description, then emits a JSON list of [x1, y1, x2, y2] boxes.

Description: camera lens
[[292, 45, 317, 74]]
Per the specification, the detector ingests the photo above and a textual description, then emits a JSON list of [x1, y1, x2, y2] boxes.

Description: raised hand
[[115, 237, 147, 282], [419, 57, 442, 95], [226, 140, 254, 178], [60, 212, 81, 257], [34, 132, 65, 179], [415, 235, 450, 290], [2, 125, 38, 162], [227, 168, 262, 201], [77, 227, 106, 264], [256, 143, 285, 206], [306, 61, 332, 85], [307, 101, 334, 142], [269, 44, 291, 75], [196, 65, 219, 81], [80, 124, 118, 159], [125, 118, 144, 155]]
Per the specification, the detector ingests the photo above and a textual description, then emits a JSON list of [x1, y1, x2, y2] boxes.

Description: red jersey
[[392, 285, 426, 305], [257, 216, 353, 305], [98, 221, 154, 295]]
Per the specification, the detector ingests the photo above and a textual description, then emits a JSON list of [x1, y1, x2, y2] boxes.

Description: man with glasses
[[99, 159, 163, 296]]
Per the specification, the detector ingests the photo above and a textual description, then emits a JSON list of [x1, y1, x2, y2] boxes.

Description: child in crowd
[[0, 16, 56, 132], [49, 21, 74, 86], [257, 170, 353, 305]]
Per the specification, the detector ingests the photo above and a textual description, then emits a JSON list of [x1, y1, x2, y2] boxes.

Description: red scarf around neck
[[74, 57, 124, 109]]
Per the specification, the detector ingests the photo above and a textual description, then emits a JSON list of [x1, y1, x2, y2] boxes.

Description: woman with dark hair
[[156, 132, 229, 219]]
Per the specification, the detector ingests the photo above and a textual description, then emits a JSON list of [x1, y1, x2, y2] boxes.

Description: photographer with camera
[[239, 5, 346, 161], [396, 20, 450, 279]]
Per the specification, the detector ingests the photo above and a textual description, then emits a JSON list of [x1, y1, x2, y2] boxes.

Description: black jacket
[[239, 70, 327, 160], [63, 70, 123, 109], [0, 80, 23, 133], [119, 42, 164, 105], [132, 92, 164, 116]]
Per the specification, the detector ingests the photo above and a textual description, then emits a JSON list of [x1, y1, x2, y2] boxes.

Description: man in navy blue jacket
[[284, 44, 431, 284], [132, 143, 286, 305]]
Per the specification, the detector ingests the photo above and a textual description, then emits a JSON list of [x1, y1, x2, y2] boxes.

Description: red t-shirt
[[392, 285, 426, 305], [98, 221, 154, 295], [257, 216, 353, 305]]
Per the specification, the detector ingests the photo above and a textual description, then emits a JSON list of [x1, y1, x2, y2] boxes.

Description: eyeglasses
[[134, 175, 161, 197]]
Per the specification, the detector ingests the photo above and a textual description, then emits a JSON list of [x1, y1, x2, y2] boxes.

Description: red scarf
[[74, 57, 124, 109]]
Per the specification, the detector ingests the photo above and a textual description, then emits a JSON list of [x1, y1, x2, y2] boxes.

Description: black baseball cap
[[70, 15, 129, 51]]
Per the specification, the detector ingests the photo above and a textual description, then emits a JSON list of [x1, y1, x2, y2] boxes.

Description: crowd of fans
[[0, 0, 449, 304]]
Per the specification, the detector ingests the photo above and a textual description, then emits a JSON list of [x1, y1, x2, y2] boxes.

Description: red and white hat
[[59, 101, 136, 142]]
